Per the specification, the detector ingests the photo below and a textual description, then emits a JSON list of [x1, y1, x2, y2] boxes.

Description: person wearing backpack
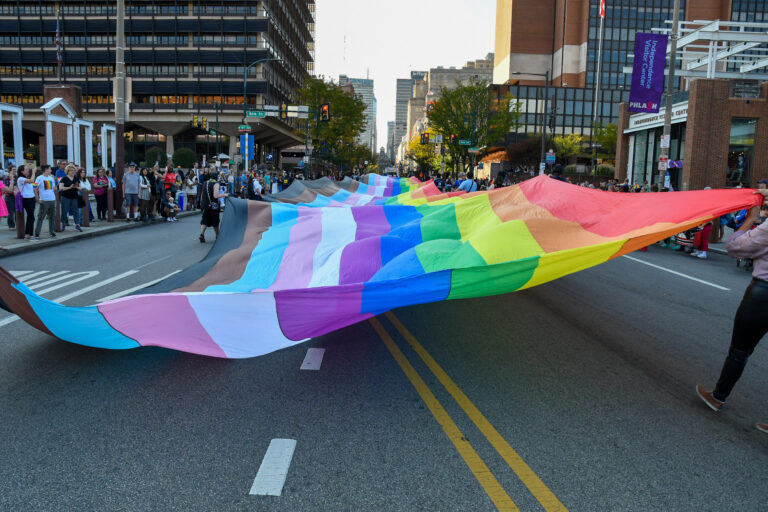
[[456, 172, 477, 193]]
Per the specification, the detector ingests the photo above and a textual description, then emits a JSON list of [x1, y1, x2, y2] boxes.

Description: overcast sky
[[314, 0, 497, 151]]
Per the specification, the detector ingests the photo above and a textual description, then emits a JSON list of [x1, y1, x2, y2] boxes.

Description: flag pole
[[591, 0, 605, 181], [55, 4, 62, 83]]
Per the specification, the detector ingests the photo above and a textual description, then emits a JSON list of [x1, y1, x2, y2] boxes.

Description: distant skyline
[[314, 0, 496, 151]]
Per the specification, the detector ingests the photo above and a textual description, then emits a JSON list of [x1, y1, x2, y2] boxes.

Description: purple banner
[[628, 33, 668, 113]]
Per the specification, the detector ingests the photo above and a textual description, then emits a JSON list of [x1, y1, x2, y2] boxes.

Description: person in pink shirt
[[0, 178, 8, 250], [697, 188, 768, 434]]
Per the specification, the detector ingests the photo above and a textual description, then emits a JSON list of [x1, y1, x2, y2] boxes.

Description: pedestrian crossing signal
[[320, 103, 330, 121]]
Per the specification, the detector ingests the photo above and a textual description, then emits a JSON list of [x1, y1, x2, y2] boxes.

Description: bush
[[565, 164, 579, 174], [172, 147, 197, 169], [145, 146, 167, 166], [596, 164, 615, 177]]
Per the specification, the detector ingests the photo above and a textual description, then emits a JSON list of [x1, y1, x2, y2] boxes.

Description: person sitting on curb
[[696, 188, 768, 435], [161, 190, 180, 222]]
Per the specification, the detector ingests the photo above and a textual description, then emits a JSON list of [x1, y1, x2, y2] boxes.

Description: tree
[[427, 78, 521, 174], [297, 76, 367, 171], [505, 137, 542, 168], [406, 130, 440, 174], [145, 146, 167, 166], [594, 123, 618, 161], [553, 133, 584, 162], [172, 147, 196, 169]]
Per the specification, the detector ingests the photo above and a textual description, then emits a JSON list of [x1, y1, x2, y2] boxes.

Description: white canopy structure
[[40, 97, 76, 167], [0, 103, 23, 169], [100, 124, 117, 169]]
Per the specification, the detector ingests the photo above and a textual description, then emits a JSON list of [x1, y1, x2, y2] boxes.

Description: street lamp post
[[213, 101, 221, 157], [241, 57, 281, 172], [512, 70, 549, 175]]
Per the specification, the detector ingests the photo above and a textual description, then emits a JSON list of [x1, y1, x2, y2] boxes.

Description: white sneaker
[[696, 251, 708, 259], [166, 217, 172, 222], [691, 250, 701, 256]]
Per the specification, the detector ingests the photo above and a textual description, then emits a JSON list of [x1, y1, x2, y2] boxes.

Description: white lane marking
[[249, 439, 297, 496], [34, 271, 100, 295], [96, 270, 181, 303], [28, 271, 84, 291], [622, 255, 731, 291], [300, 348, 325, 370], [136, 254, 175, 270], [53, 271, 138, 303], [0, 271, 139, 328], [10, 271, 34, 278], [14, 271, 50, 282], [21, 271, 63, 286]]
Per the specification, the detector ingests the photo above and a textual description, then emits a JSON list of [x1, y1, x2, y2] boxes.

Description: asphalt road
[[0, 218, 766, 511]]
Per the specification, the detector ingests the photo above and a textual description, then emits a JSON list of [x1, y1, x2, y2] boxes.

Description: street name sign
[[246, 111, 266, 118], [238, 125, 251, 133], [459, 139, 471, 146]]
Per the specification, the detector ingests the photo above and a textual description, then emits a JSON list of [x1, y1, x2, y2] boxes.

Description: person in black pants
[[697, 188, 768, 434], [16, 166, 37, 240]]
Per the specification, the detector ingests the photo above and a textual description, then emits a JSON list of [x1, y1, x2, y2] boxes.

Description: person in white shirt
[[34, 165, 57, 238], [16, 166, 37, 240]]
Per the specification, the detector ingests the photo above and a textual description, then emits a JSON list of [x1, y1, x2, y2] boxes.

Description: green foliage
[[428, 78, 521, 171], [145, 146, 167, 166], [406, 129, 440, 173], [596, 164, 615, 177], [594, 123, 618, 160], [565, 164, 579, 174], [172, 147, 196, 169], [553, 133, 584, 161], [297, 76, 367, 169]]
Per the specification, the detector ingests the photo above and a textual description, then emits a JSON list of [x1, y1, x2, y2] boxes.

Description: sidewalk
[[0, 210, 199, 257]]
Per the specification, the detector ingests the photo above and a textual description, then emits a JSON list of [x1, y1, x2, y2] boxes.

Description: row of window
[[0, 35, 271, 48], [0, 64, 275, 77], [0, 94, 270, 107], [0, 4, 267, 16]]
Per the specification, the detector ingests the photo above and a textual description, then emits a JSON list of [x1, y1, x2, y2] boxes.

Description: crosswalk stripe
[[34, 272, 100, 295], [96, 270, 181, 303], [10, 271, 34, 278], [25, 271, 70, 288], [0, 270, 138, 328], [14, 271, 50, 282]]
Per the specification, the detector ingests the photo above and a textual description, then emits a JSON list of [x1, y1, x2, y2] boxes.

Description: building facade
[[393, 70, 425, 159], [0, 0, 314, 165], [492, 0, 768, 137], [339, 74, 376, 154], [385, 120, 394, 162]]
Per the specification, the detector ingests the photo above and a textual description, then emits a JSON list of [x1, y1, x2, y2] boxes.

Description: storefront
[[617, 79, 768, 191]]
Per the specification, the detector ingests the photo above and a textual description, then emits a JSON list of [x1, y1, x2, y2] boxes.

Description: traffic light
[[420, 133, 429, 145], [193, 115, 198, 127], [202, 117, 208, 131], [281, 103, 287, 119], [450, 134, 456, 144], [320, 103, 330, 121]]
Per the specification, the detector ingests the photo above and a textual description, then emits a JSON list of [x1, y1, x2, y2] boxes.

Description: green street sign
[[468, 147, 480, 153], [459, 139, 472, 146], [246, 110, 266, 118], [238, 124, 251, 133]]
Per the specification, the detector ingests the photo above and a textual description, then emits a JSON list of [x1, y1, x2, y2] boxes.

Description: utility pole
[[114, 0, 126, 218], [539, 70, 549, 175], [659, 0, 681, 190]]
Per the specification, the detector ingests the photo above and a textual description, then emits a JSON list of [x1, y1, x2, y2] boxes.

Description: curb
[[0, 210, 199, 257]]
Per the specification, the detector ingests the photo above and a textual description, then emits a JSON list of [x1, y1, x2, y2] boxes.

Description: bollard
[[107, 187, 114, 222], [81, 189, 90, 227], [54, 189, 62, 232]]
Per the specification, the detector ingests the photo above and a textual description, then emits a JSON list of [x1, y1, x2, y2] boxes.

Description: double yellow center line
[[370, 312, 567, 512]]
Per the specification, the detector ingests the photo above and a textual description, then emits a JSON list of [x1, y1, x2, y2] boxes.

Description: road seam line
[[369, 317, 519, 511], [384, 311, 568, 512]]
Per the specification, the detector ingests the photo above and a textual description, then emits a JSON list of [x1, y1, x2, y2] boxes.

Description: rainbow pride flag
[[0, 174, 760, 358]]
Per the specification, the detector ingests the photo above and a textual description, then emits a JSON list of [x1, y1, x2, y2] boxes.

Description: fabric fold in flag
[[0, 174, 760, 358]]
